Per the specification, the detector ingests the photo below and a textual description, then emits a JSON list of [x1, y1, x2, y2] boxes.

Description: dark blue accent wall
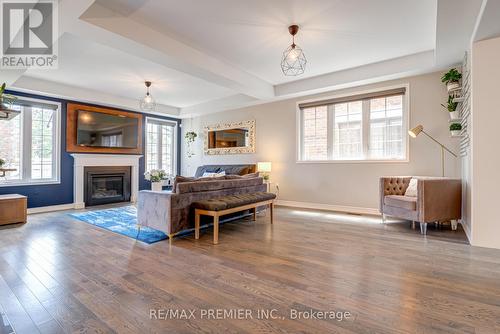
[[0, 90, 181, 208]]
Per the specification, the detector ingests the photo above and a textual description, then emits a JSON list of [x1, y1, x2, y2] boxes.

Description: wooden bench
[[193, 192, 276, 244]]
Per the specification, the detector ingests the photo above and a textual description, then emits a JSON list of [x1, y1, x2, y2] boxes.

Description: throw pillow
[[404, 178, 418, 197], [202, 171, 226, 178], [238, 167, 250, 175]]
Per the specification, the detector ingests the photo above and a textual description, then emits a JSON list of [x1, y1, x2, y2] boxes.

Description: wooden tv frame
[[66, 103, 143, 154]]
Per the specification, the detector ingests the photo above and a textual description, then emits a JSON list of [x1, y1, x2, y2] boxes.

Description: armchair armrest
[[417, 178, 462, 222], [137, 190, 176, 235], [379, 177, 412, 212]]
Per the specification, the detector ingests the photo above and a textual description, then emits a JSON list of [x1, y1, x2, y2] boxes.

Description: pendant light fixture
[[140, 81, 156, 111], [281, 25, 307, 76]]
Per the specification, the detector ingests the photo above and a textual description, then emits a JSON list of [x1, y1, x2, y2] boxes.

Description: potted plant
[[0, 158, 5, 169], [450, 123, 462, 136], [0, 83, 18, 119], [144, 169, 167, 191], [441, 68, 462, 92], [185, 131, 197, 158], [441, 95, 460, 119]]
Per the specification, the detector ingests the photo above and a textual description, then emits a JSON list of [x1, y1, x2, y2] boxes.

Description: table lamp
[[257, 162, 272, 182]]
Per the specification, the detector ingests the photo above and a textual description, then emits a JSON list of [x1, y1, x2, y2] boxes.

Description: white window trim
[[296, 83, 410, 164], [145, 117, 178, 175], [0, 96, 61, 187]]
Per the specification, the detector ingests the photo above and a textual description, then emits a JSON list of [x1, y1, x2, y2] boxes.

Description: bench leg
[[213, 215, 219, 245], [252, 207, 257, 221], [270, 202, 274, 224], [195, 211, 200, 240]]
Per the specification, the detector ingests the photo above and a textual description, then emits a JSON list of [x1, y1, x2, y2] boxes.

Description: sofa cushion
[[176, 177, 264, 194], [224, 172, 259, 180], [192, 192, 276, 211], [194, 164, 255, 177], [384, 195, 417, 211], [172, 176, 196, 193], [242, 172, 260, 178]]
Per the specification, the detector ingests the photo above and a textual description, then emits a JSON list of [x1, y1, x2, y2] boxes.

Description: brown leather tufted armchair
[[379, 177, 462, 235]]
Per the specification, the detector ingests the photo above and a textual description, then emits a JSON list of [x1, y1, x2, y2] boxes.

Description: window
[[101, 133, 123, 147], [302, 106, 327, 160], [145, 118, 177, 175], [0, 97, 60, 185], [298, 87, 407, 162]]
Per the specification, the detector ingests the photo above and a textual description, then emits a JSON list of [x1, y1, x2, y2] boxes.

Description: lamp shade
[[408, 125, 424, 138], [257, 162, 272, 173]]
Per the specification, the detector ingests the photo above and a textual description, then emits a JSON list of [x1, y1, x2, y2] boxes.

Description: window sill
[[0, 179, 61, 187], [296, 159, 409, 164]]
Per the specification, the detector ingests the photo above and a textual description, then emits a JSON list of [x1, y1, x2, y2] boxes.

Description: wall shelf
[[447, 86, 462, 93]]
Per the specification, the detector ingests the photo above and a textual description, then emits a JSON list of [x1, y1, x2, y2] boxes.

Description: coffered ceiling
[[2, 0, 487, 117], [125, 0, 437, 85]]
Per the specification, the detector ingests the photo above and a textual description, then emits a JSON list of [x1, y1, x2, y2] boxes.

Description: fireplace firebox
[[84, 166, 131, 206]]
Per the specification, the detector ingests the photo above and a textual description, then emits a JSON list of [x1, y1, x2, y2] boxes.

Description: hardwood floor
[[0, 206, 499, 333]]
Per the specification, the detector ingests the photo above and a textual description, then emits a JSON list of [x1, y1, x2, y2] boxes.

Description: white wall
[[182, 72, 460, 212], [470, 36, 500, 249]]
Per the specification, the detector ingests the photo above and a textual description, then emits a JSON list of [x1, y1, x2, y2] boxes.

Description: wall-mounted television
[[76, 110, 139, 148]]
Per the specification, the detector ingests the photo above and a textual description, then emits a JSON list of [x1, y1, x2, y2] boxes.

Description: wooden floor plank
[[0, 206, 499, 333], [0, 273, 40, 334]]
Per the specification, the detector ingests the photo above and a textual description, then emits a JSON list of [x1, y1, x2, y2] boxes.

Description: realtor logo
[[1, 0, 58, 69]]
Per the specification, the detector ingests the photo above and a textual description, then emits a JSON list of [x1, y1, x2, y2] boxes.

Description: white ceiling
[[25, 33, 234, 108], [4, 0, 490, 116], [127, 0, 437, 84]]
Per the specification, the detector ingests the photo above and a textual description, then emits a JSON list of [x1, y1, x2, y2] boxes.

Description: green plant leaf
[[441, 68, 462, 84]]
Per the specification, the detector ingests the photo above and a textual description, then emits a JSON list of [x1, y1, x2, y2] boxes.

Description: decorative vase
[[450, 130, 461, 137], [449, 110, 460, 120], [151, 182, 163, 192], [447, 81, 460, 92]]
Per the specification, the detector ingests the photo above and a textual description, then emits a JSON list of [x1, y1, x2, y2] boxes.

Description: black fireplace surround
[[84, 166, 131, 206]]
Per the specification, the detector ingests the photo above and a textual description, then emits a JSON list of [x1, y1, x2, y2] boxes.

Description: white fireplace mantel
[[71, 154, 142, 209]]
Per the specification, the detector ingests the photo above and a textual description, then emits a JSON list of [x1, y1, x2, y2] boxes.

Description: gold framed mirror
[[204, 120, 255, 155]]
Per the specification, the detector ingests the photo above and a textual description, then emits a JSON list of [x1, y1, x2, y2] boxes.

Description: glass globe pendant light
[[140, 81, 156, 111], [281, 25, 307, 76]]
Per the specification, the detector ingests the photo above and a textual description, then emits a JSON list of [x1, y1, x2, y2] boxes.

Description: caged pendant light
[[280, 25, 307, 76]]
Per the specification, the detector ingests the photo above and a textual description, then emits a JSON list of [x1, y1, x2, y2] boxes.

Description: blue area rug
[[70, 206, 167, 244]]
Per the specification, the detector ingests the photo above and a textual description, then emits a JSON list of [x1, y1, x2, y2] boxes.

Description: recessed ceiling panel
[[25, 33, 235, 108], [126, 0, 437, 84]]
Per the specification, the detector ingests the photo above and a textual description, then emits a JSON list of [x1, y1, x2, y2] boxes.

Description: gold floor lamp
[[408, 125, 457, 177]]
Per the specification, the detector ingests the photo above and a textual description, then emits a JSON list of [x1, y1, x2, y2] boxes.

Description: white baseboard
[[28, 203, 76, 214], [27, 200, 135, 214], [74, 202, 85, 209], [460, 219, 472, 243], [275, 200, 380, 216]]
